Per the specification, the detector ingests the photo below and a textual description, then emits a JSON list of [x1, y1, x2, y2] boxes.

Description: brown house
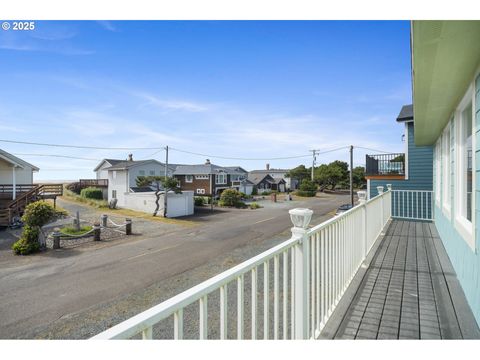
[[173, 160, 249, 197]]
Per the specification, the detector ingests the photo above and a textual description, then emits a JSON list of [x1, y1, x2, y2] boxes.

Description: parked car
[[335, 204, 353, 216]]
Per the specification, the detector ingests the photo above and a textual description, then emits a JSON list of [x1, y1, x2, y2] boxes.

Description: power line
[[12, 153, 101, 161], [169, 147, 312, 161], [354, 146, 392, 154], [0, 139, 164, 150]]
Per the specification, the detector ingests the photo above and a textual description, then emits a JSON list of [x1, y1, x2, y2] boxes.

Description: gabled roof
[[105, 159, 166, 171], [224, 166, 248, 174], [396, 104, 414, 122], [249, 169, 289, 174], [0, 149, 39, 171], [94, 159, 124, 172], [247, 173, 275, 185], [174, 163, 243, 176]]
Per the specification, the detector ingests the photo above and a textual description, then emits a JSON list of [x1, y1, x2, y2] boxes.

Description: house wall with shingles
[[175, 174, 212, 195], [369, 122, 433, 197], [433, 72, 480, 326]]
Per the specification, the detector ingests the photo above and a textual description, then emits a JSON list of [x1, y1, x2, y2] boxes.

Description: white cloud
[[133, 92, 209, 113]]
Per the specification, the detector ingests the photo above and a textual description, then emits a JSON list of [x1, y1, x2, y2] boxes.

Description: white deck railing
[[391, 189, 433, 221], [91, 188, 392, 340]]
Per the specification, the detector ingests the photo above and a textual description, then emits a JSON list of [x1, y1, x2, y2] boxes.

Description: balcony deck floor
[[320, 220, 480, 340]]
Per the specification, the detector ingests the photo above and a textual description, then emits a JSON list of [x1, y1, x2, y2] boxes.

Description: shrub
[[194, 197, 206, 206], [219, 189, 244, 207], [21, 201, 56, 227], [80, 187, 104, 200], [251, 187, 258, 196], [261, 190, 272, 196], [12, 201, 56, 255], [249, 202, 262, 209]]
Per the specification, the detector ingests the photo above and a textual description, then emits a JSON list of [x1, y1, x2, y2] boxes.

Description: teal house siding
[[434, 74, 480, 325], [369, 122, 433, 198]]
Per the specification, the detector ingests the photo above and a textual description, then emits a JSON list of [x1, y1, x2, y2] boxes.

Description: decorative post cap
[[357, 190, 367, 203], [386, 184, 392, 191], [289, 208, 313, 229], [377, 186, 384, 194]]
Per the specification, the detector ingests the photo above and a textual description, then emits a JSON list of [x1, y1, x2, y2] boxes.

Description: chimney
[[205, 159, 211, 165], [127, 154, 133, 162], [266, 163, 270, 170]]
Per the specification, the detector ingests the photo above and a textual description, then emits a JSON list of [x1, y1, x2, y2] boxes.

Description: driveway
[[0, 192, 350, 339]]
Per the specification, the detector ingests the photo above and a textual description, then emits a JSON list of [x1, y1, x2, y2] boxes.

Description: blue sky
[[0, 21, 412, 180]]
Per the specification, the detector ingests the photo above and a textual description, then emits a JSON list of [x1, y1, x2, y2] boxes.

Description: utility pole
[[310, 149, 320, 181], [164, 145, 169, 218], [350, 145, 354, 206]]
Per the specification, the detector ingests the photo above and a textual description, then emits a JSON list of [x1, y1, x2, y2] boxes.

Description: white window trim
[[186, 175, 193, 183], [454, 84, 475, 250], [196, 188, 205, 194], [435, 138, 441, 205], [216, 173, 227, 184], [442, 124, 451, 218]]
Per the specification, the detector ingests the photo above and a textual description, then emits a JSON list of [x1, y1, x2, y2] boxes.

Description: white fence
[[91, 189, 392, 340], [391, 189, 433, 221]]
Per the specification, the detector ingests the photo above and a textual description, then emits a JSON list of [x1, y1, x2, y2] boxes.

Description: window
[[216, 173, 226, 184], [186, 175, 193, 183], [196, 188, 205, 194], [454, 86, 474, 250], [113, 171, 117, 179], [231, 175, 245, 182], [112, 190, 117, 198], [149, 170, 155, 176], [195, 175, 209, 180], [139, 170, 145, 176], [442, 125, 451, 215]]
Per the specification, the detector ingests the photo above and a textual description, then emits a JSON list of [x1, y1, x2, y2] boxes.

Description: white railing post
[[289, 208, 313, 340], [377, 186, 384, 226], [357, 191, 367, 257]]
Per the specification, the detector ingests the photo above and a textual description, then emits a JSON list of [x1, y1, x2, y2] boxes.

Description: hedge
[[80, 187, 104, 200]]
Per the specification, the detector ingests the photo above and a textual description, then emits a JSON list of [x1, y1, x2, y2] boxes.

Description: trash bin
[[271, 193, 277, 202]]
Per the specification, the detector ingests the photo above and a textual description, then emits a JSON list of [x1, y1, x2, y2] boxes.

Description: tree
[[219, 189, 244, 207], [314, 161, 348, 190], [285, 165, 310, 184], [136, 176, 181, 217], [296, 179, 317, 197], [352, 166, 366, 189]]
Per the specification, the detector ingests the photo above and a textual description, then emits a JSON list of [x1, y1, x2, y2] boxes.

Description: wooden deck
[[320, 220, 480, 340]]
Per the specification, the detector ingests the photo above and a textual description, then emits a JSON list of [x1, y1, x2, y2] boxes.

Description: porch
[[91, 188, 480, 340], [320, 220, 480, 339]]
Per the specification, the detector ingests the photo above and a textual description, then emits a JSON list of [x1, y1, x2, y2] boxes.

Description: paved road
[[0, 193, 350, 339]]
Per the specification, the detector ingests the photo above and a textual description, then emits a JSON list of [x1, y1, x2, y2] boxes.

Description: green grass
[[62, 186, 108, 208], [60, 225, 92, 236]]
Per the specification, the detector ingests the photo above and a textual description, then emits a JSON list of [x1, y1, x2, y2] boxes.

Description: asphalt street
[[0, 192, 350, 338]]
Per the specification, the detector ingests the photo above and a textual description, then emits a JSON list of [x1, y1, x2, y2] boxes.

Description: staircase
[[0, 184, 63, 227]]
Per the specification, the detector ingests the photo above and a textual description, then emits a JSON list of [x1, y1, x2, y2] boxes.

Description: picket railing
[[92, 188, 392, 340], [391, 189, 433, 221]]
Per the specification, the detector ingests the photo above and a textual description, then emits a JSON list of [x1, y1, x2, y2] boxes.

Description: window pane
[[463, 104, 472, 221]]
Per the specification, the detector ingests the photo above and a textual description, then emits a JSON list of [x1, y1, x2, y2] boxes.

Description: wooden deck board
[[323, 219, 480, 340]]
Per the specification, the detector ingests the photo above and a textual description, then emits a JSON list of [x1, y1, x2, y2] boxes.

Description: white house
[[0, 149, 39, 200], [95, 154, 174, 207]]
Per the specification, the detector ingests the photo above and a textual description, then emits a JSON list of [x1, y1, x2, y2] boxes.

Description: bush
[[261, 190, 272, 196], [12, 201, 57, 255], [80, 187, 104, 200], [219, 189, 244, 207], [249, 202, 262, 209], [21, 201, 56, 227], [295, 190, 316, 197], [194, 197, 206, 206], [251, 187, 258, 196]]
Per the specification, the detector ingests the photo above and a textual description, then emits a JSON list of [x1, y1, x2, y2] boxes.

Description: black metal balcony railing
[[365, 153, 405, 176]]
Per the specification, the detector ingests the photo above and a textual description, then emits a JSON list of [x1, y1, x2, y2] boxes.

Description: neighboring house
[[94, 159, 124, 180], [99, 154, 174, 207], [249, 164, 297, 191], [365, 104, 433, 199], [0, 149, 39, 189], [247, 172, 286, 193], [410, 20, 480, 325], [174, 159, 250, 197]]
